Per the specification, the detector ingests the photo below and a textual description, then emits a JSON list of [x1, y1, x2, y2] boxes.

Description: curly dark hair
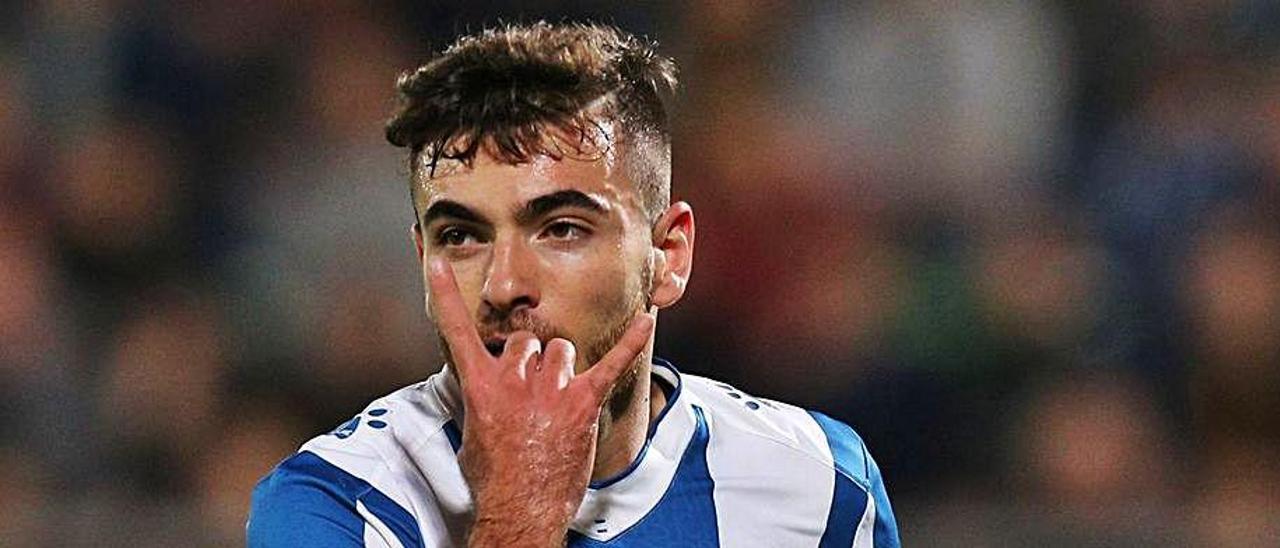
[[385, 21, 678, 221]]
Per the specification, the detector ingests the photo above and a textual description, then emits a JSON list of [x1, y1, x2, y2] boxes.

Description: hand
[[426, 257, 655, 548]]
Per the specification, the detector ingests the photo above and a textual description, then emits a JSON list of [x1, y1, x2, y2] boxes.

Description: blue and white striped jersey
[[248, 359, 900, 547]]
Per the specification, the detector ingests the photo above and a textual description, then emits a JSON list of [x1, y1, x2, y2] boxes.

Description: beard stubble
[[436, 259, 653, 423]]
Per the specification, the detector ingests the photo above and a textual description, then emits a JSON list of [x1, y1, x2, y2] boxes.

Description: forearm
[[467, 510, 568, 548], [462, 450, 584, 547]]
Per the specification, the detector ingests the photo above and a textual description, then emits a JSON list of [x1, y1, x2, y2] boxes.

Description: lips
[[479, 318, 563, 357]]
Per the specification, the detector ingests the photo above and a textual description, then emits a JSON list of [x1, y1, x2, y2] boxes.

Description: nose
[[481, 237, 540, 315]]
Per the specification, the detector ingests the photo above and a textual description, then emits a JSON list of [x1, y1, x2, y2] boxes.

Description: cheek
[[540, 244, 640, 327], [448, 260, 489, 296], [547, 253, 629, 310]]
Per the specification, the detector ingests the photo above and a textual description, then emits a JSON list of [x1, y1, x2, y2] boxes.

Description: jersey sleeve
[[808, 411, 901, 548], [247, 451, 423, 548], [862, 444, 900, 548]]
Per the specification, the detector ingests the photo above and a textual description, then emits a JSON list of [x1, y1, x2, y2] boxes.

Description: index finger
[[579, 313, 655, 400], [427, 256, 486, 371]]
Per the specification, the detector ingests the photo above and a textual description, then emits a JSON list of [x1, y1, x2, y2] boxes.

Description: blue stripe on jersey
[[568, 405, 718, 547], [865, 448, 900, 548], [248, 451, 425, 548], [810, 411, 872, 548], [443, 420, 462, 453]]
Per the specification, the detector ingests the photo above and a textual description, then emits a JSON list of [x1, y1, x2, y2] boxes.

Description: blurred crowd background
[[2, 1, 1278, 546]]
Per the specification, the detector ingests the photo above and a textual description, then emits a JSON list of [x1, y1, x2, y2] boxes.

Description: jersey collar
[[570, 357, 700, 537]]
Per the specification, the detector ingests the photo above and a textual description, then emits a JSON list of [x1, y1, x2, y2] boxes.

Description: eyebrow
[[421, 200, 487, 227], [515, 190, 608, 225], [421, 190, 608, 229]]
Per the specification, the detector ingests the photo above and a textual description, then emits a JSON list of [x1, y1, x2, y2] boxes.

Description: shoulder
[[679, 372, 900, 547], [249, 375, 460, 548], [248, 451, 424, 547], [680, 372, 861, 472], [300, 378, 458, 468]]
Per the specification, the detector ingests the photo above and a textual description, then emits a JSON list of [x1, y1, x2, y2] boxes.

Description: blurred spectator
[[0, 55, 30, 186], [1193, 439, 1280, 547], [19, 0, 115, 140], [195, 400, 307, 544], [98, 287, 230, 497], [2, 1, 1279, 544], [790, 0, 1068, 221], [1184, 205, 1280, 546], [50, 117, 185, 277], [0, 448, 54, 547], [217, 8, 432, 428], [1185, 205, 1280, 416], [1013, 372, 1176, 525], [0, 204, 58, 373], [973, 214, 1104, 354]]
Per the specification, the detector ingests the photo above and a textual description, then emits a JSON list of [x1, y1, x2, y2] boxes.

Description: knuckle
[[583, 375, 608, 396], [547, 338, 575, 357]]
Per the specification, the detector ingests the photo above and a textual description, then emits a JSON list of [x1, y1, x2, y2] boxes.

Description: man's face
[[413, 140, 655, 376]]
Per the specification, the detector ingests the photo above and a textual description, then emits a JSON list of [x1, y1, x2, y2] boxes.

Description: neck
[[589, 355, 667, 482]]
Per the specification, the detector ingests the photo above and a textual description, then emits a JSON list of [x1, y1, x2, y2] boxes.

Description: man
[[248, 22, 899, 547]]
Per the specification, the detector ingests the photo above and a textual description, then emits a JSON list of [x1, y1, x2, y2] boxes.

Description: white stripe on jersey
[[853, 496, 877, 548], [357, 499, 406, 548], [697, 383, 836, 547]]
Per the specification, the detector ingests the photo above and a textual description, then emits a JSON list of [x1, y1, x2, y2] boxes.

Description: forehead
[[414, 142, 639, 216]]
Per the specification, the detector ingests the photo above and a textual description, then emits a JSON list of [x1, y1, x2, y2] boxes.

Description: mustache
[[475, 309, 566, 342]]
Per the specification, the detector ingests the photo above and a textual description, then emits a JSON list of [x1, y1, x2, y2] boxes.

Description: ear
[[412, 222, 425, 261], [648, 201, 695, 309]]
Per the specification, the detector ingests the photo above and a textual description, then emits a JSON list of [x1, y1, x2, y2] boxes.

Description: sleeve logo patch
[[329, 408, 390, 439]]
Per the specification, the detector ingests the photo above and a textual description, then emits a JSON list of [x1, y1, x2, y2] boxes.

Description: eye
[[543, 221, 589, 241], [437, 226, 478, 247]]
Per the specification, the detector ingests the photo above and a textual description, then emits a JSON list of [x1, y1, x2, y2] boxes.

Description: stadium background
[[2, 1, 1278, 545]]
